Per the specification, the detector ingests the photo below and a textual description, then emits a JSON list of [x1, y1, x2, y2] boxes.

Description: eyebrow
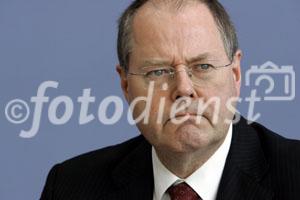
[[140, 52, 215, 68], [186, 53, 213, 63], [141, 59, 171, 68]]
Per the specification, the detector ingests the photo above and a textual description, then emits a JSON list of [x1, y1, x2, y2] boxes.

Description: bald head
[[117, 0, 238, 72]]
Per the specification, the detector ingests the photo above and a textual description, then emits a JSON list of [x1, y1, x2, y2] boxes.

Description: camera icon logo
[[245, 61, 295, 101]]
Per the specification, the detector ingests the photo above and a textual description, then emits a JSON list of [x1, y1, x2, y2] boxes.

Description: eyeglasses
[[127, 60, 233, 88]]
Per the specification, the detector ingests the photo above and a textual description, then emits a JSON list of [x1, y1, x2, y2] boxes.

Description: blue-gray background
[[0, 0, 299, 199]]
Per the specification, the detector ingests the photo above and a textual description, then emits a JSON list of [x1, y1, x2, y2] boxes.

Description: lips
[[163, 99, 210, 125], [164, 111, 203, 125], [174, 112, 199, 118]]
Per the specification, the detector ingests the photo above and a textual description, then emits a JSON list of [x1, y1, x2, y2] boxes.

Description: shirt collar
[[152, 123, 232, 200]]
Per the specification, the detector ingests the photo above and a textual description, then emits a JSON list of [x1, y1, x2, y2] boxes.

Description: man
[[41, 0, 300, 199]]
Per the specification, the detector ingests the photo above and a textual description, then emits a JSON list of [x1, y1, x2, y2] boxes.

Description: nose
[[171, 67, 197, 100]]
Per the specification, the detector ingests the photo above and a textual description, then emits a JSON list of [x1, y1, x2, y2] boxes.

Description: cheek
[[127, 81, 168, 124], [212, 71, 237, 96], [131, 93, 169, 144], [197, 73, 238, 113]]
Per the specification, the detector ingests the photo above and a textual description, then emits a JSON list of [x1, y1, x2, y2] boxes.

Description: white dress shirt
[[152, 124, 232, 200]]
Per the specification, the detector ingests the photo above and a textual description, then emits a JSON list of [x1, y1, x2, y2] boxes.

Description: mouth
[[164, 112, 204, 125], [175, 112, 198, 118]]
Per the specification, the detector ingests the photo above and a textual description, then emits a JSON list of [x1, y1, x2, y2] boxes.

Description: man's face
[[117, 2, 241, 154]]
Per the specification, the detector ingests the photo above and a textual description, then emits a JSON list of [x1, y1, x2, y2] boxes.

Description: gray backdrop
[[0, 0, 299, 199]]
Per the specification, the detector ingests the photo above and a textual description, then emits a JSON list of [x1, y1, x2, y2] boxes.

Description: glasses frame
[[127, 60, 233, 78]]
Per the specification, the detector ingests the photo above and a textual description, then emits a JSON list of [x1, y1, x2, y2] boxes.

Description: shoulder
[[250, 120, 300, 170], [250, 121, 300, 154], [232, 118, 300, 198], [40, 135, 148, 199], [57, 135, 146, 173]]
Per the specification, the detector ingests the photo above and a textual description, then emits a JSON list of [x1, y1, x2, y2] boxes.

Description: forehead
[[130, 1, 225, 65]]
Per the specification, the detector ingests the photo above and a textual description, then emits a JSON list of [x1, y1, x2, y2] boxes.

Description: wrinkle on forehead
[[136, 0, 204, 21], [146, 0, 199, 11], [131, 0, 226, 67]]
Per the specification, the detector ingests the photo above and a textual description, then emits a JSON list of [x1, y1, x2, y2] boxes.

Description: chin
[[170, 124, 211, 151]]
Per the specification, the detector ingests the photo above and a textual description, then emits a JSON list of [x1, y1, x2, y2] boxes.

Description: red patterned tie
[[167, 182, 201, 200]]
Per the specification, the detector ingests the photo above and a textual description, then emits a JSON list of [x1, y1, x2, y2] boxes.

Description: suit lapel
[[217, 117, 274, 200], [110, 136, 154, 200]]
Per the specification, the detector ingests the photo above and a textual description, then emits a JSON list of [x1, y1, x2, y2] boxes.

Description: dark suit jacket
[[41, 117, 300, 200]]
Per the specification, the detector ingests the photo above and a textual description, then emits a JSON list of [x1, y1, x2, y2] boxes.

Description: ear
[[116, 65, 130, 102], [231, 49, 242, 96]]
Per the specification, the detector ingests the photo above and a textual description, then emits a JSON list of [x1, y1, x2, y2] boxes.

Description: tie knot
[[167, 182, 200, 200]]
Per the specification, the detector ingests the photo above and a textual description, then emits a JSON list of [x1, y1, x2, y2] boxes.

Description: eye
[[193, 63, 215, 71], [145, 68, 172, 78]]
